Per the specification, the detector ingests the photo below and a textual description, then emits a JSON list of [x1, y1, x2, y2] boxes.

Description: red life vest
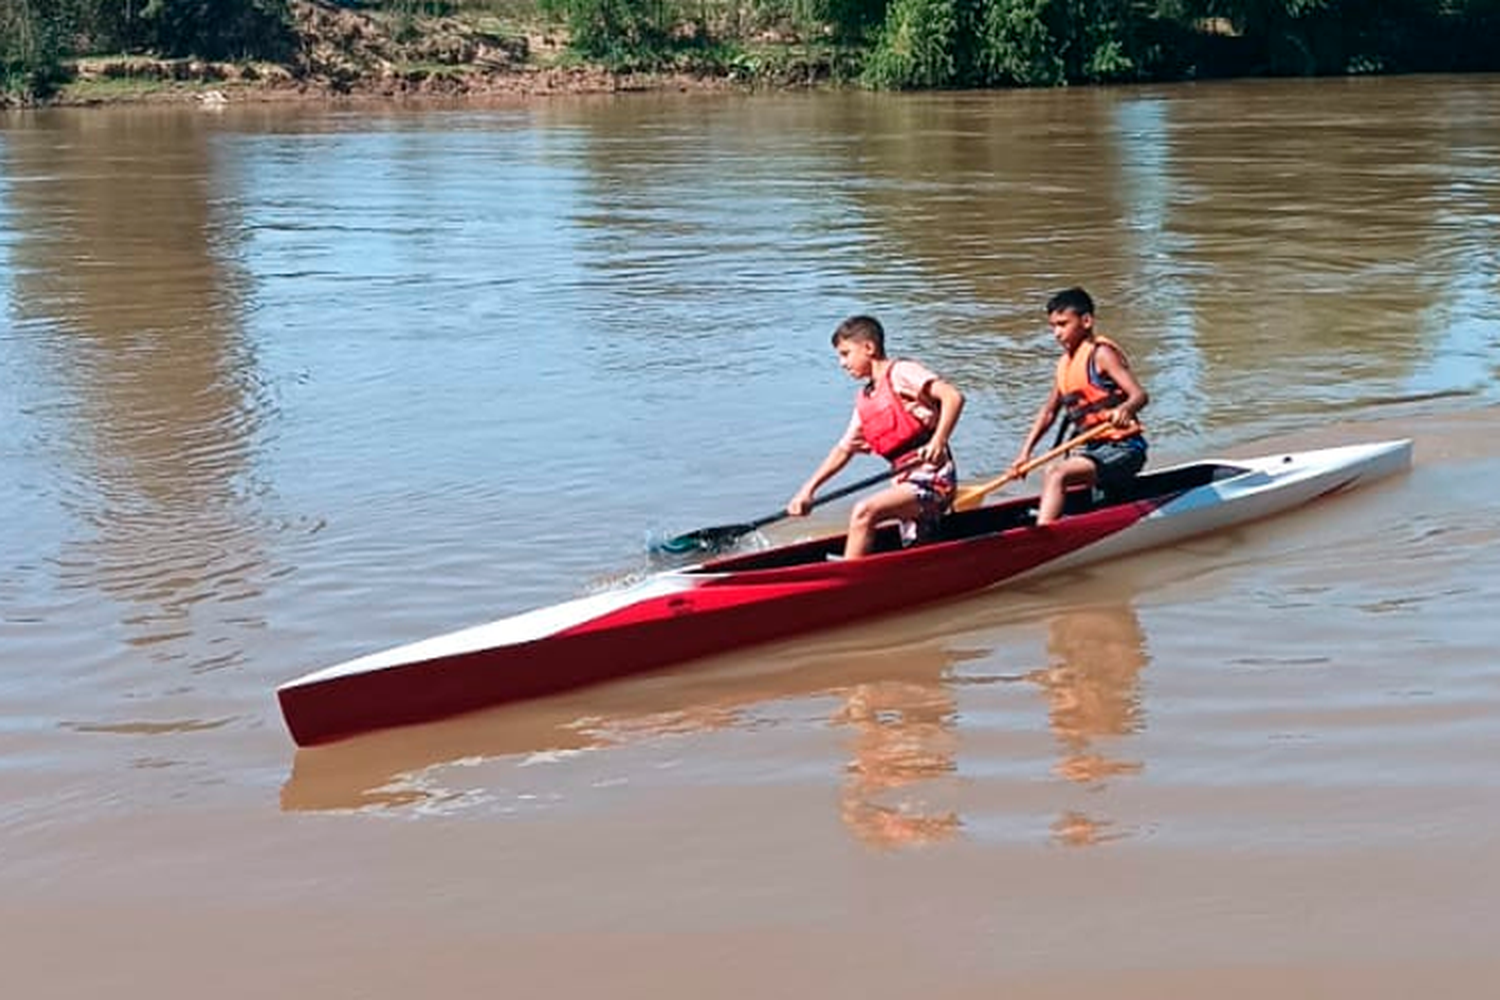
[[1055, 336, 1143, 443], [855, 360, 933, 461]]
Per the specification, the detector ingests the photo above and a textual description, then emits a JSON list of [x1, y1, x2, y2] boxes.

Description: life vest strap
[[1053, 393, 1123, 448]]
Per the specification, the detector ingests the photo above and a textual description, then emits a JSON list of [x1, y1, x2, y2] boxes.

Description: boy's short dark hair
[[1045, 287, 1095, 317], [831, 315, 886, 354]]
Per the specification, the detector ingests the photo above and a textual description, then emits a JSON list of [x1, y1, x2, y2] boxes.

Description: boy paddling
[[1010, 288, 1149, 525], [789, 315, 965, 559]]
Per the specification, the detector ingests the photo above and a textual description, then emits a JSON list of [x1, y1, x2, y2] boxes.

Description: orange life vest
[[1055, 336, 1143, 443], [855, 360, 933, 462]]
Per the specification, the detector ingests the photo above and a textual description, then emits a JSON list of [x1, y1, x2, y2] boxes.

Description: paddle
[[653, 462, 909, 556], [952, 422, 1120, 513]]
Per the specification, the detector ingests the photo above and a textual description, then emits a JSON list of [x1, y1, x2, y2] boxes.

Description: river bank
[[35, 1, 790, 108], [11, 0, 1500, 110], [56, 56, 736, 107]]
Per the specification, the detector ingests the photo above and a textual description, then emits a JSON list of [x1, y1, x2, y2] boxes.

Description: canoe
[[278, 438, 1413, 746]]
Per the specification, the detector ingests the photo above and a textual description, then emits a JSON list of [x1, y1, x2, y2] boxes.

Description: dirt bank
[[53, 0, 748, 107]]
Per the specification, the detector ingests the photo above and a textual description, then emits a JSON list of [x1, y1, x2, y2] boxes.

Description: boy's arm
[[1095, 344, 1149, 426], [917, 377, 965, 464], [788, 445, 854, 516], [1012, 389, 1062, 471]]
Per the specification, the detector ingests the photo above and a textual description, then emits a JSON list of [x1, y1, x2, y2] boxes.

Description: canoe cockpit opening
[[935, 459, 1254, 543], [688, 460, 1255, 574], [1099, 459, 1252, 503]]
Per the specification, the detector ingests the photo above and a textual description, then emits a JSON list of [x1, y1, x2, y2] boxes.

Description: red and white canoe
[[278, 438, 1412, 745]]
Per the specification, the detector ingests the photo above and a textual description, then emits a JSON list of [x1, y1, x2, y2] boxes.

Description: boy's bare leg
[[844, 486, 923, 559], [1036, 455, 1098, 526]]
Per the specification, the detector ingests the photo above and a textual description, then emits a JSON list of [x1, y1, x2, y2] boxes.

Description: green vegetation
[[524, 0, 1500, 85], [1, 0, 71, 98], [4, 0, 1500, 102], [3, 0, 297, 101]]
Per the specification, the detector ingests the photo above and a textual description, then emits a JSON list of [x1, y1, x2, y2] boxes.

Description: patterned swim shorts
[[896, 456, 957, 545]]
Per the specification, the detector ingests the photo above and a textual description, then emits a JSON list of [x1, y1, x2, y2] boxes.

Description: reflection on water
[[832, 647, 961, 850], [3, 109, 273, 680], [280, 700, 597, 812], [282, 633, 972, 850], [281, 602, 1153, 852], [1028, 602, 1150, 847], [277, 660, 774, 812]]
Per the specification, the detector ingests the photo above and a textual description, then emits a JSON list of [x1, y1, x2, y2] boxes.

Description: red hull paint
[[280, 499, 1159, 745]]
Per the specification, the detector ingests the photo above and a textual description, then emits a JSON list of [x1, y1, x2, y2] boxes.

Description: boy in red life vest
[[1010, 287, 1149, 526], [787, 315, 965, 559]]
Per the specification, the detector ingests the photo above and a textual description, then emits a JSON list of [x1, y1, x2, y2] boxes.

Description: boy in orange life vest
[[1010, 287, 1149, 526], [788, 315, 965, 559]]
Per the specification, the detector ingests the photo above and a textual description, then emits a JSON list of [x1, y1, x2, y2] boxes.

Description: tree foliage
[[851, 0, 1500, 85], [138, 0, 297, 60], [861, 0, 958, 87], [538, 0, 671, 60], [2, 0, 296, 99], [974, 0, 1064, 86], [3, 2, 59, 94]]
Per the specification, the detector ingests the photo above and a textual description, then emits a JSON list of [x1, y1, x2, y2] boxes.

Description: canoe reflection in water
[[280, 607, 1143, 850], [281, 627, 972, 843], [1027, 602, 1150, 847]]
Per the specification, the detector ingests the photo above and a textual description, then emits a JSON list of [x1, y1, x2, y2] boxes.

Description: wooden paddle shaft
[[953, 422, 1121, 512]]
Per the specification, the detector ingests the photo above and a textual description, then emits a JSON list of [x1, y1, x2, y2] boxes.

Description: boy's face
[[1048, 307, 1093, 352], [835, 337, 878, 380]]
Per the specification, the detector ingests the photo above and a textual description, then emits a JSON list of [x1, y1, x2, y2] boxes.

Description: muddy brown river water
[[3, 76, 1498, 997]]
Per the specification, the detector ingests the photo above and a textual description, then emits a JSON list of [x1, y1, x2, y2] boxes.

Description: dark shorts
[[1083, 438, 1147, 494]]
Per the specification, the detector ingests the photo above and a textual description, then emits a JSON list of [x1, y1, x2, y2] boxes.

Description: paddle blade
[[651, 523, 757, 556], [952, 471, 1017, 512]]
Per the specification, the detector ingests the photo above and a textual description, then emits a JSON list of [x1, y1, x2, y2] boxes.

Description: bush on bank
[[3, 0, 297, 101]]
